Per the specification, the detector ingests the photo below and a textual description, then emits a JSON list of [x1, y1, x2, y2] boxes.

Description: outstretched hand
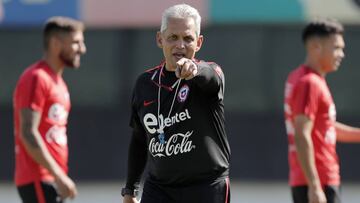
[[175, 58, 198, 80]]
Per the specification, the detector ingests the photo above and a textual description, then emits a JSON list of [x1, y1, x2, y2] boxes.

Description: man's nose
[[80, 42, 86, 54], [176, 39, 185, 49]]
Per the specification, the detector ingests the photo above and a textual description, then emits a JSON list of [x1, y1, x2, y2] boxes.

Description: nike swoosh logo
[[144, 100, 155, 107]]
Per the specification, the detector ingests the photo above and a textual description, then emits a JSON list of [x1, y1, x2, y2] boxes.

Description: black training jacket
[[126, 60, 230, 190]]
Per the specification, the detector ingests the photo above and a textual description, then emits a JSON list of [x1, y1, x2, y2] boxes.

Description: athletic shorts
[[291, 185, 341, 203], [140, 176, 230, 203], [17, 181, 62, 203]]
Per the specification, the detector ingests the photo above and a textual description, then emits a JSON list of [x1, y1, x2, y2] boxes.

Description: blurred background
[[1, 0, 360, 202]]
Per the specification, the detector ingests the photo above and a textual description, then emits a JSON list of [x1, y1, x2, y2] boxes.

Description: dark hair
[[302, 18, 344, 43], [43, 16, 85, 50]]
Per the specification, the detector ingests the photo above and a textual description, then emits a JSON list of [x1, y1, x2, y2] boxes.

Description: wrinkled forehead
[[163, 17, 197, 35]]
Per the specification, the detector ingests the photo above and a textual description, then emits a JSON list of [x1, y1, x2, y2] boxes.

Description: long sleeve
[[125, 128, 148, 190], [193, 61, 225, 99]]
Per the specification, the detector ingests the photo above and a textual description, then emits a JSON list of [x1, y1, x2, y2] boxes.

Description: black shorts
[[291, 185, 341, 203], [140, 177, 230, 203], [17, 181, 62, 203]]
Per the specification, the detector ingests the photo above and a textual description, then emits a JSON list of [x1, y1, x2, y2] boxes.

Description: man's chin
[[328, 66, 339, 73], [64, 60, 81, 69]]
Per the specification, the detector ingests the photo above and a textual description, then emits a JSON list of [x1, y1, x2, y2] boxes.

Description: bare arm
[[294, 115, 326, 203], [335, 121, 360, 143], [20, 108, 62, 175], [19, 108, 77, 199]]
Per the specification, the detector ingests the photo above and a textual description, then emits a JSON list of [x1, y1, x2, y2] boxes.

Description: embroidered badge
[[178, 84, 189, 102]]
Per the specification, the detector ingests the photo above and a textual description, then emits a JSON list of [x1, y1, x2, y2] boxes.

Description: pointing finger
[[176, 58, 188, 67]]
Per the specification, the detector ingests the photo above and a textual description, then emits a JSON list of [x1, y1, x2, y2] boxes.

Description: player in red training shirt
[[284, 18, 360, 203], [13, 16, 86, 203]]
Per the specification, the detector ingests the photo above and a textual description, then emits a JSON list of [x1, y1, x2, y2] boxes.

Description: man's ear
[[308, 37, 323, 54], [48, 36, 61, 53], [156, 31, 163, 48], [195, 35, 203, 52]]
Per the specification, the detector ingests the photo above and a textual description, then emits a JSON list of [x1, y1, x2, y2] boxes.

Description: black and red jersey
[[127, 60, 230, 188]]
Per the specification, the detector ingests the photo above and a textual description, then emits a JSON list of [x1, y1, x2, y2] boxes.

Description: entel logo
[[143, 109, 191, 134]]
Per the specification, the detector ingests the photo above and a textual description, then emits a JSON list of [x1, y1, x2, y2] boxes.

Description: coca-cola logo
[[149, 131, 195, 157]]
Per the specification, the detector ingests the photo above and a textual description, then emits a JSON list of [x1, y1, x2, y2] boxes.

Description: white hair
[[160, 4, 201, 37]]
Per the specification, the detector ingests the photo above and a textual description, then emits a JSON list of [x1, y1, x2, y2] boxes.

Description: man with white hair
[[122, 3, 231, 203]]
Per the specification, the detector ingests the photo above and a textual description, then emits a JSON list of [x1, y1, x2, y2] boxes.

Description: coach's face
[[157, 17, 203, 71], [59, 30, 86, 69], [319, 34, 345, 73]]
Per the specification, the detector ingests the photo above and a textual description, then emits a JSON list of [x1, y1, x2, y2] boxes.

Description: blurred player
[[284, 18, 360, 203], [0, 1, 4, 22], [13, 16, 86, 203], [122, 3, 230, 203]]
